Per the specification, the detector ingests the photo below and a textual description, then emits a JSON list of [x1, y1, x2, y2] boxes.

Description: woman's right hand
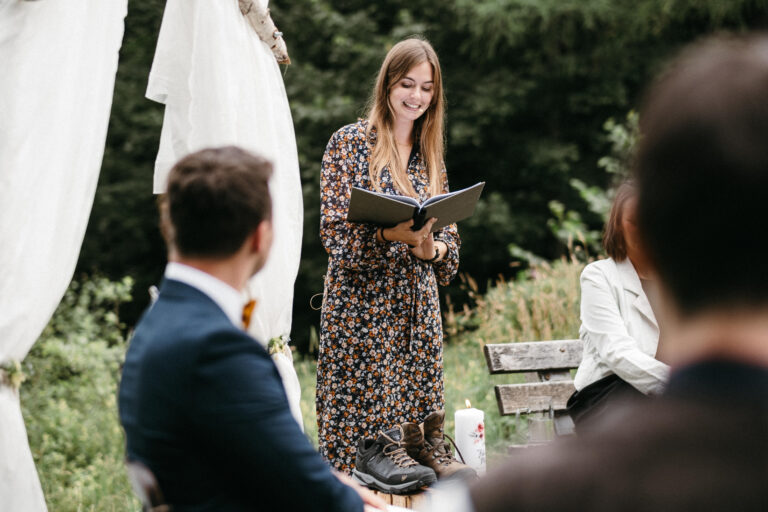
[[380, 218, 436, 247]]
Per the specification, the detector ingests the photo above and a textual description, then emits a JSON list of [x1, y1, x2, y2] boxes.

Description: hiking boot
[[352, 425, 437, 494], [403, 410, 478, 482]]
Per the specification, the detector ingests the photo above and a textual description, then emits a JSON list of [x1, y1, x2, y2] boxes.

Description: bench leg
[[553, 411, 575, 437], [526, 412, 554, 444]]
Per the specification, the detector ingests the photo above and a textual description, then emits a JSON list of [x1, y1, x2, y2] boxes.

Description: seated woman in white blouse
[[567, 181, 670, 431]]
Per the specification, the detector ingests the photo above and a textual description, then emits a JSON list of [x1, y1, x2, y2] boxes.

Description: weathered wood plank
[[409, 491, 429, 509], [540, 369, 573, 382], [494, 381, 575, 415], [372, 491, 394, 504], [371, 490, 431, 509], [391, 494, 409, 508], [484, 339, 583, 374], [521, 369, 573, 383]]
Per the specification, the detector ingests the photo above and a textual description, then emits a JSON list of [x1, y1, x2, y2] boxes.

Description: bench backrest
[[484, 339, 583, 419]]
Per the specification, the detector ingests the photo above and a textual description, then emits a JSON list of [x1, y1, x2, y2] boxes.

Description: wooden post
[[370, 490, 431, 509]]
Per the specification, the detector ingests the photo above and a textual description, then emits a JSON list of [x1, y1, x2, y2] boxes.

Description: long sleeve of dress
[[432, 169, 460, 285], [320, 130, 411, 271]]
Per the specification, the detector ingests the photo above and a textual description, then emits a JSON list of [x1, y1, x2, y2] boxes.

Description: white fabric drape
[[147, 0, 304, 426], [0, 0, 127, 509]]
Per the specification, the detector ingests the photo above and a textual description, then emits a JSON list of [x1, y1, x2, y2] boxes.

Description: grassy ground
[[297, 257, 584, 466], [21, 277, 140, 511], [296, 342, 528, 467], [21, 257, 583, 509]]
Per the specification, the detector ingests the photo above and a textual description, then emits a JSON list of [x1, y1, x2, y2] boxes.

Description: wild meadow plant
[[21, 258, 585, 508], [298, 257, 585, 464], [21, 276, 139, 511], [439, 257, 584, 462], [445, 256, 584, 344]]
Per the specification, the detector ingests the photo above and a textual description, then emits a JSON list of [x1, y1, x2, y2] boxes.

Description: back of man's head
[[162, 146, 272, 259], [636, 34, 768, 316]]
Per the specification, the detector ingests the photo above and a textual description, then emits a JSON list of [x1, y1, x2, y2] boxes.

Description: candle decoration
[[454, 399, 486, 475]]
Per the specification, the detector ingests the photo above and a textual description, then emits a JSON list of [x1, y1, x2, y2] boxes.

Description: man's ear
[[250, 220, 273, 253]]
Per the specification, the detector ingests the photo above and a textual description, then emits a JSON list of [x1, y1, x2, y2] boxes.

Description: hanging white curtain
[[0, 0, 127, 509], [147, 0, 304, 425]]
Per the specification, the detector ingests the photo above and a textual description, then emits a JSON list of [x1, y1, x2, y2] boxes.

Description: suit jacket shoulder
[[119, 279, 362, 512]]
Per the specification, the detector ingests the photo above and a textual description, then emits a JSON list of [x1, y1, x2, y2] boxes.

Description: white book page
[[362, 187, 420, 207]]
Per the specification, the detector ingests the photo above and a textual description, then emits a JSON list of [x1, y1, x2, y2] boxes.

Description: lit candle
[[454, 399, 486, 475]]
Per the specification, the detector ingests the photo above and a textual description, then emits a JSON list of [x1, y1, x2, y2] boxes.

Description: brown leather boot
[[403, 410, 478, 482]]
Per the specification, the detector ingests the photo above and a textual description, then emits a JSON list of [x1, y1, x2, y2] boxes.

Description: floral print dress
[[316, 120, 460, 471]]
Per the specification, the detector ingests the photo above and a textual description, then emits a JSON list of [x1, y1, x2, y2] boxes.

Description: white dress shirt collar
[[165, 262, 245, 327]]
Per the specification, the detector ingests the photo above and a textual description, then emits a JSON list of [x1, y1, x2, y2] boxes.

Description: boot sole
[[352, 469, 435, 495]]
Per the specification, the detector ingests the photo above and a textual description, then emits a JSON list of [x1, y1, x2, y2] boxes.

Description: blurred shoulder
[[470, 397, 766, 512]]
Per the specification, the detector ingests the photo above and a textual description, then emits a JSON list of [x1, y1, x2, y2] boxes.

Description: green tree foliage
[[21, 277, 138, 511], [78, 0, 166, 325], [545, 110, 639, 258], [79, 0, 767, 352]]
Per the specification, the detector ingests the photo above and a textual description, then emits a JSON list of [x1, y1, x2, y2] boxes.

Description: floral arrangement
[[268, 334, 293, 361], [0, 359, 26, 391]]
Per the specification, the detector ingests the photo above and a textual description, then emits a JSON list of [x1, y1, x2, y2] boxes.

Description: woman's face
[[621, 196, 644, 261], [388, 61, 434, 125]]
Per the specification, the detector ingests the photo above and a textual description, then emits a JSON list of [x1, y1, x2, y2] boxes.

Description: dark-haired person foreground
[[566, 181, 669, 432], [118, 147, 384, 511], [432, 35, 768, 512]]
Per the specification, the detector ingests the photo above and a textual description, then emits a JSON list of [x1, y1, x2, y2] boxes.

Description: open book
[[347, 182, 485, 232]]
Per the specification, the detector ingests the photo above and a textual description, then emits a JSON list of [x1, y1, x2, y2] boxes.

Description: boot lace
[[425, 432, 466, 466], [383, 440, 418, 468]]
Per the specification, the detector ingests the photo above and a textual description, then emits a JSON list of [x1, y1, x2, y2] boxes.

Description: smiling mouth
[[404, 101, 421, 110]]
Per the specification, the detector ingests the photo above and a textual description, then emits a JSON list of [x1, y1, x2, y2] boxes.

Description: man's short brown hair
[[161, 146, 272, 259]]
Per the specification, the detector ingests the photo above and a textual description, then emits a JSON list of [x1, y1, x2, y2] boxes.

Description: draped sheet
[[147, 0, 304, 426], [0, 0, 127, 509]]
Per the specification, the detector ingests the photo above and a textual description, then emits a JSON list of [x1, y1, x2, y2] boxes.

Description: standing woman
[[317, 38, 460, 472]]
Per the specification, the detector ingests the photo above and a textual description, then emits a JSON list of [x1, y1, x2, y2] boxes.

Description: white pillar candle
[[454, 400, 486, 475]]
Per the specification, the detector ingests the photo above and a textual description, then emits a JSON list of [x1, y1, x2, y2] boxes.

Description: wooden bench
[[484, 339, 583, 445]]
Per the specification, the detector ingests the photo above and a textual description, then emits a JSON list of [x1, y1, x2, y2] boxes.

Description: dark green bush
[[21, 276, 138, 511]]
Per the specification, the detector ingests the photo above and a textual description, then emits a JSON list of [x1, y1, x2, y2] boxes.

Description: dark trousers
[[567, 374, 645, 434]]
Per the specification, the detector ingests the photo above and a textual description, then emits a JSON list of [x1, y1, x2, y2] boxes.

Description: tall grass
[[21, 277, 139, 511], [22, 257, 584, 508], [298, 257, 585, 464], [442, 257, 583, 461], [445, 256, 584, 344]]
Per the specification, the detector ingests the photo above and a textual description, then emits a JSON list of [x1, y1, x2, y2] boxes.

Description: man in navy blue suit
[[118, 147, 384, 511]]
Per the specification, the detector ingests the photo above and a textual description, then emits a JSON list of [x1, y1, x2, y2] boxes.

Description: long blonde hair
[[366, 38, 446, 198]]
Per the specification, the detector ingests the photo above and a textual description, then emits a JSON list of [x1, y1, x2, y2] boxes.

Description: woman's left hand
[[410, 218, 437, 260]]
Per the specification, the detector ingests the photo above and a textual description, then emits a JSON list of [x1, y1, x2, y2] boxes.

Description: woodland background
[[19, 1, 768, 509], [80, 0, 768, 353]]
